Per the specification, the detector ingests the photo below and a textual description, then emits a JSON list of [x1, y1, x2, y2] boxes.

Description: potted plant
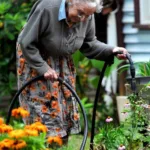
[[118, 60, 150, 87], [116, 60, 150, 122], [124, 61, 150, 103]]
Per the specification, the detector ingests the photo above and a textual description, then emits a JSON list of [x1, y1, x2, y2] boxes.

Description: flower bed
[[94, 91, 150, 150], [0, 107, 63, 150]]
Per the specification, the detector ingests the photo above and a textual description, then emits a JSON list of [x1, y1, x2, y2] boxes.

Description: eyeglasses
[[77, 11, 89, 20], [77, 14, 84, 19]]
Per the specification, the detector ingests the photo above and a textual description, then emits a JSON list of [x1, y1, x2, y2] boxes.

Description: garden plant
[[0, 0, 36, 99], [118, 60, 150, 77], [2, 0, 149, 150], [1, 87, 150, 150], [94, 85, 150, 150], [0, 107, 65, 150], [0, 0, 122, 132]]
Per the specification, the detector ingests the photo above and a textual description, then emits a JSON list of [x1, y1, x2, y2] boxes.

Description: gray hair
[[67, 0, 103, 13]]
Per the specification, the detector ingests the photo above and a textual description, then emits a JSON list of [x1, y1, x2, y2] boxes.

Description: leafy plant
[[73, 50, 122, 131], [79, 97, 93, 130], [94, 86, 150, 150], [0, 107, 63, 150], [136, 61, 150, 76], [0, 0, 36, 99], [118, 60, 150, 77]]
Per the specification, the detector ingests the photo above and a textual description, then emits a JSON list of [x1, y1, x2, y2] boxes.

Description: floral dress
[[16, 44, 81, 137]]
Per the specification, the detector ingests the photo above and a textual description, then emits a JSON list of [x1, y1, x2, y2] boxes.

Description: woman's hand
[[112, 47, 129, 60], [44, 67, 58, 82]]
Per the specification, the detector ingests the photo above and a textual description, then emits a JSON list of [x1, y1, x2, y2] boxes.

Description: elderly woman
[[16, 0, 127, 146]]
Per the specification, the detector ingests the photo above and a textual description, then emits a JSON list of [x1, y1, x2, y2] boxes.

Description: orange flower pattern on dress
[[69, 76, 75, 87], [17, 49, 23, 56], [31, 69, 37, 77], [51, 101, 58, 109], [34, 116, 42, 122], [64, 90, 71, 98], [52, 91, 58, 99], [45, 92, 51, 100], [19, 58, 25, 72], [29, 84, 36, 91], [62, 99, 66, 105], [22, 89, 27, 95], [56, 107, 61, 113], [50, 112, 57, 118], [32, 97, 38, 102], [17, 45, 81, 137], [73, 113, 80, 121], [42, 105, 48, 113], [19, 58, 25, 64], [41, 85, 47, 91], [55, 127, 61, 132], [52, 82, 59, 88], [17, 68, 22, 76]]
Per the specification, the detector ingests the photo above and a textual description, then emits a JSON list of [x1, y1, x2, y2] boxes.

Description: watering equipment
[[6, 76, 88, 150], [6, 51, 131, 150], [90, 52, 136, 150]]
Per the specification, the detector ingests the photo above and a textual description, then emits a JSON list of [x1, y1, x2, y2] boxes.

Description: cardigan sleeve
[[80, 15, 115, 62], [18, 7, 50, 75]]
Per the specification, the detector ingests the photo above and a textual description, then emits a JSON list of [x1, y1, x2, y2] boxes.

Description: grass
[[59, 134, 91, 150]]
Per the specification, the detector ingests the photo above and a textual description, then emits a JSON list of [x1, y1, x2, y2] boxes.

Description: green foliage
[[58, 135, 91, 150], [79, 97, 94, 130], [73, 50, 122, 131], [0, 0, 35, 99], [0, 72, 16, 97], [95, 125, 128, 150], [73, 50, 122, 98], [22, 132, 46, 150], [118, 60, 150, 77], [0, 133, 8, 142], [94, 88, 150, 150], [136, 61, 150, 76]]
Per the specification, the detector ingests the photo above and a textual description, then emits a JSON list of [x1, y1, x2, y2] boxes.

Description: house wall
[[122, 0, 150, 61]]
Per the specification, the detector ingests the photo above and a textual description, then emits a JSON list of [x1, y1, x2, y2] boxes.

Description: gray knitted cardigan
[[18, 0, 114, 75]]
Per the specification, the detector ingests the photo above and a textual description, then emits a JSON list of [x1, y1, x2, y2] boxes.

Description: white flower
[[146, 85, 150, 88], [141, 104, 149, 108], [124, 102, 130, 108], [146, 126, 150, 132], [118, 145, 126, 150], [121, 112, 128, 117], [105, 116, 113, 123]]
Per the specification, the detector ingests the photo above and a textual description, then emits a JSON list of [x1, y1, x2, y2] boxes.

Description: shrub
[[0, 0, 36, 98]]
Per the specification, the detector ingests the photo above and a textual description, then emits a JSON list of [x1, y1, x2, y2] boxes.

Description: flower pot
[[126, 76, 150, 85], [116, 96, 129, 122], [125, 76, 150, 120], [125, 76, 150, 103]]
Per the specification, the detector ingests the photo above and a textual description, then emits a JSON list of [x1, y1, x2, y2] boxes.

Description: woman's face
[[67, 2, 96, 23]]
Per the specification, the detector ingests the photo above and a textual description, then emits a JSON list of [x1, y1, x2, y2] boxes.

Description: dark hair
[[103, 0, 117, 10]]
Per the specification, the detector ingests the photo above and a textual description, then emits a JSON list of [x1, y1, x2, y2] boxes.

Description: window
[[133, 0, 150, 29]]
